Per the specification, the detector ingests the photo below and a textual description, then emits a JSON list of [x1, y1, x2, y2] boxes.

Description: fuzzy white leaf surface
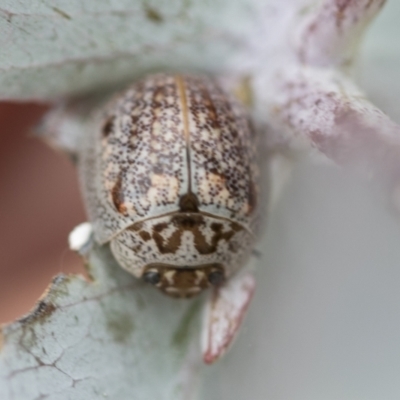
[[0, 0, 268, 100], [0, 246, 202, 400]]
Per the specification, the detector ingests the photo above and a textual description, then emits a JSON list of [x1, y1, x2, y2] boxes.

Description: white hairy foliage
[[1, 1, 400, 399]]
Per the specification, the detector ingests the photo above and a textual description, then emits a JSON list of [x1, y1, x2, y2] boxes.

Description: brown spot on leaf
[[18, 301, 57, 326], [105, 311, 135, 343], [145, 7, 164, 23], [52, 7, 72, 20]]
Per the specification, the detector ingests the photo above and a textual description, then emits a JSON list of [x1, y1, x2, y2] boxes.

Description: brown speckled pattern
[[79, 74, 260, 291], [80, 75, 188, 243], [104, 75, 188, 216], [185, 75, 260, 227]]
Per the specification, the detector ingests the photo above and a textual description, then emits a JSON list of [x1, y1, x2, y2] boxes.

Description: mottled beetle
[[74, 74, 262, 363]]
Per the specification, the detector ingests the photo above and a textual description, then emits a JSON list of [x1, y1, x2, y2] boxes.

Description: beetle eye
[[208, 270, 224, 286], [143, 270, 161, 285]]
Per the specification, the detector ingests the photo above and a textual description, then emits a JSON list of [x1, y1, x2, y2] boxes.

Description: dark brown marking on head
[[153, 222, 168, 233], [151, 213, 243, 255], [143, 263, 225, 298], [179, 192, 199, 212], [171, 213, 204, 229], [102, 116, 115, 138], [152, 220, 183, 254], [211, 222, 222, 231], [111, 175, 128, 215], [192, 222, 238, 255], [153, 229, 182, 254]]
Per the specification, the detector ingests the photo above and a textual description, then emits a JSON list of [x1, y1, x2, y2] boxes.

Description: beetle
[[74, 73, 262, 363]]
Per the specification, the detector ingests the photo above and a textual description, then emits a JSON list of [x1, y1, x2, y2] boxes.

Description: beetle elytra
[[76, 74, 262, 363]]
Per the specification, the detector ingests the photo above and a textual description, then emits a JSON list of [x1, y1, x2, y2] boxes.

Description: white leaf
[[0, 0, 263, 100], [0, 245, 202, 400]]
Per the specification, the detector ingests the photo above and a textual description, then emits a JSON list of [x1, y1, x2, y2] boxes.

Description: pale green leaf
[[0, 0, 261, 100], [0, 245, 202, 400]]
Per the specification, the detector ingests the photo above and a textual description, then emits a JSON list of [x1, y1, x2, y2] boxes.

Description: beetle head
[[142, 263, 225, 298]]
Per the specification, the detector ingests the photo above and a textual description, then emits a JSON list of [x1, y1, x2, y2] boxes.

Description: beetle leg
[[68, 222, 94, 256], [201, 271, 255, 364]]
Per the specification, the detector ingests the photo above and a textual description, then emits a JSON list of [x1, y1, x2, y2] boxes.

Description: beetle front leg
[[201, 270, 255, 364]]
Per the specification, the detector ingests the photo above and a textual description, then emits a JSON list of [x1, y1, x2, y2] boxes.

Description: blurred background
[[0, 103, 86, 323]]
